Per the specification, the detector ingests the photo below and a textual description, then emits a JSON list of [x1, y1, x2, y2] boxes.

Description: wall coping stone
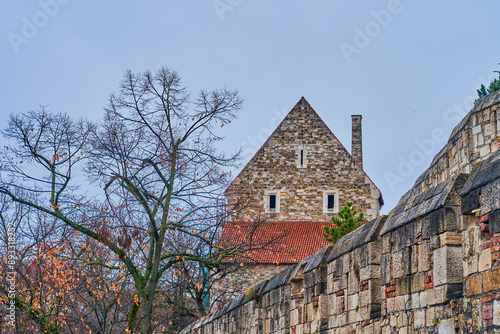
[[381, 174, 467, 235], [413, 90, 500, 192], [301, 245, 332, 274], [460, 150, 500, 198], [326, 215, 386, 263], [259, 265, 296, 295]]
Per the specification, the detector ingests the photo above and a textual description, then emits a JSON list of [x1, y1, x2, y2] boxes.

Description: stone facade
[[182, 90, 500, 333], [225, 97, 383, 222]]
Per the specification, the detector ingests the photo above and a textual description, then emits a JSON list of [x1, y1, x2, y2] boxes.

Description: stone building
[[183, 90, 500, 334], [215, 97, 383, 301]]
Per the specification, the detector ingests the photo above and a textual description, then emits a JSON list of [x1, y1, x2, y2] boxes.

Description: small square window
[[327, 194, 335, 210], [269, 194, 276, 210], [264, 190, 280, 213], [323, 190, 338, 214]]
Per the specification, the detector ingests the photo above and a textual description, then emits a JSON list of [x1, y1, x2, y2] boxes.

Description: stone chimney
[[351, 115, 363, 168]]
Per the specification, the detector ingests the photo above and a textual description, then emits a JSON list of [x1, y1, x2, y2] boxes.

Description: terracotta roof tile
[[217, 221, 334, 264]]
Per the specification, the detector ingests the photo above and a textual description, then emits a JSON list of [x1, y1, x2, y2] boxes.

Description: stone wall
[[412, 91, 500, 194], [212, 263, 290, 305], [182, 91, 500, 334]]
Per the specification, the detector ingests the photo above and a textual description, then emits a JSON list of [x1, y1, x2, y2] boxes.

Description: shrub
[[323, 201, 365, 244]]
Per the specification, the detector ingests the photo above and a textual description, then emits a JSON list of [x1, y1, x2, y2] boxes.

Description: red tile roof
[[217, 221, 335, 264]]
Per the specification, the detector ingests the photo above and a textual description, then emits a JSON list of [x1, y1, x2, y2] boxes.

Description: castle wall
[[412, 92, 500, 195], [182, 92, 500, 333], [212, 263, 290, 305]]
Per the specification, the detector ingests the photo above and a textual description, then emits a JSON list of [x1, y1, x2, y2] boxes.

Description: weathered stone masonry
[[182, 91, 500, 333], [225, 97, 382, 223]]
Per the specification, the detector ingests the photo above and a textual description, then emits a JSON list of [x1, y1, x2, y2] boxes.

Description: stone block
[[466, 274, 481, 296], [461, 188, 480, 214], [482, 179, 500, 215], [337, 274, 348, 291], [464, 255, 478, 276], [392, 249, 409, 278], [491, 209, 500, 235], [387, 297, 395, 313], [410, 292, 420, 309], [390, 314, 397, 327], [430, 235, 441, 250], [371, 279, 382, 304], [318, 295, 329, 319], [479, 248, 492, 272], [418, 242, 431, 272], [410, 245, 418, 274], [485, 123, 495, 136], [367, 241, 382, 265], [439, 232, 462, 247], [348, 272, 359, 294], [480, 145, 491, 157], [431, 285, 447, 305], [398, 313, 408, 327], [360, 264, 380, 281], [494, 299, 500, 326], [394, 295, 406, 312], [392, 223, 415, 252], [422, 209, 445, 238], [347, 293, 358, 312], [438, 318, 454, 334], [482, 268, 500, 293], [364, 323, 374, 334], [395, 276, 410, 295], [328, 259, 337, 276], [410, 272, 425, 292], [433, 246, 463, 286], [426, 288, 437, 307], [348, 309, 360, 324], [380, 255, 391, 285], [425, 307, 435, 327], [342, 254, 350, 274], [327, 275, 334, 294], [382, 234, 391, 254], [443, 207, 460, 232], [359, 289, 371, 307], [414, 309, 426, 328], [290, 309, 299, 326]]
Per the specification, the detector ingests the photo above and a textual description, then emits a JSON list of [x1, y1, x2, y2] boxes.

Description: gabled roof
[[217, 221, 335, 264], [225, 97, 383, 203]]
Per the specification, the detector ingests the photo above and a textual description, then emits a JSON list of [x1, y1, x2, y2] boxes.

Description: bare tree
[[0, 67, 258, 332]]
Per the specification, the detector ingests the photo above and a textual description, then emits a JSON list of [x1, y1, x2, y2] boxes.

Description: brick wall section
[[225, 97, 382, 222]]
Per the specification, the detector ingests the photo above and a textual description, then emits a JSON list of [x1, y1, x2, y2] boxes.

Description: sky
[[1, 0, 499, 214]]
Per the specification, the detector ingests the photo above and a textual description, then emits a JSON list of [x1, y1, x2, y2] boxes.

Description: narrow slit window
[[269, 195, 276, 210], [296, 146, 307, 168], [327, 194, 335, 210]]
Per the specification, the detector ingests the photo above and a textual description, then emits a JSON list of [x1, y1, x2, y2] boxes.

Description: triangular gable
[[226, 97, 382, 202]]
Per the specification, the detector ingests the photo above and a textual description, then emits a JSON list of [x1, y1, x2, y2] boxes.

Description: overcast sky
[[1, 1, 499, 214]]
